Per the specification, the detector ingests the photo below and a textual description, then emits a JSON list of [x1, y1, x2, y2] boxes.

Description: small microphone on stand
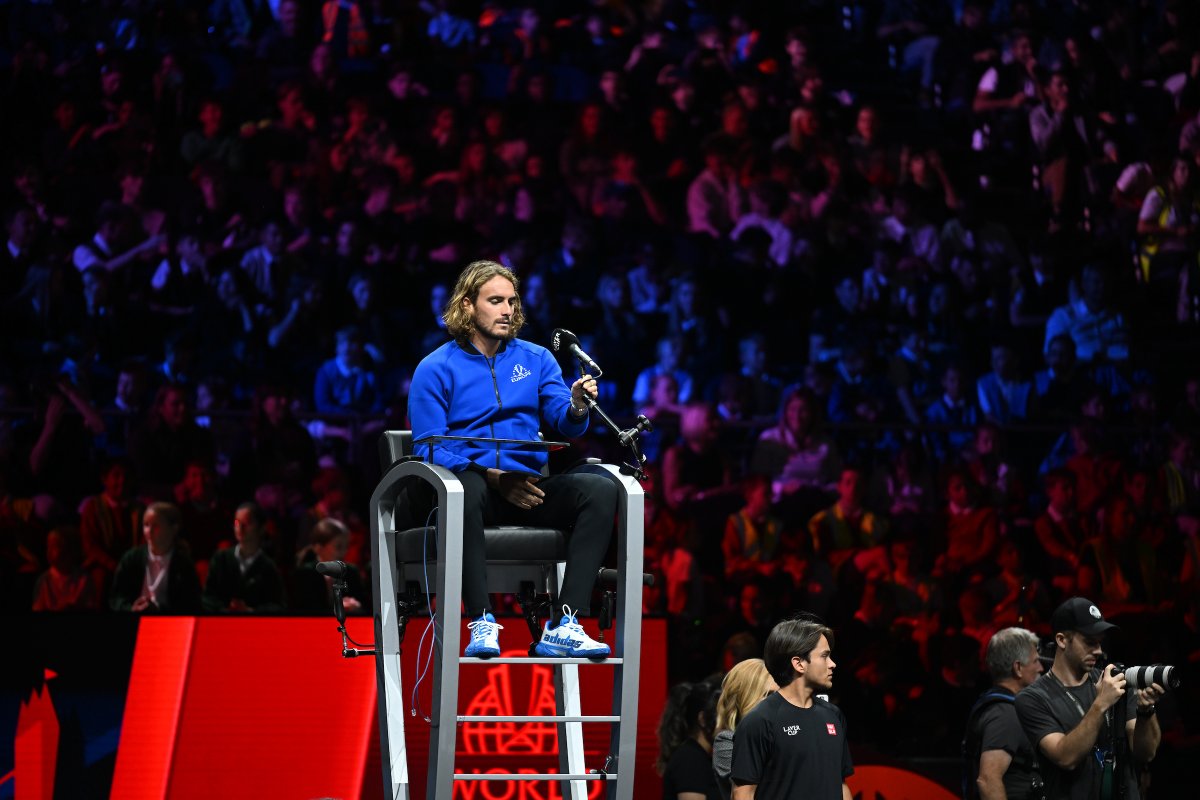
[[316, 560, 348, 578]]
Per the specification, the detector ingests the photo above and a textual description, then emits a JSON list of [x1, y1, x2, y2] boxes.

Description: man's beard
[[475, 318, 515, 342]]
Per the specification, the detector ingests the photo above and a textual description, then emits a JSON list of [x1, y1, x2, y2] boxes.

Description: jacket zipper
[[486, 355, 502, 468]]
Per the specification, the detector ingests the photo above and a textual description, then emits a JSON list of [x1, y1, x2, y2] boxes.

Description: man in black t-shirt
[[966, 626, 1045, 799], [1014, 598, 1164, 800], [730, 616, 853, 800]]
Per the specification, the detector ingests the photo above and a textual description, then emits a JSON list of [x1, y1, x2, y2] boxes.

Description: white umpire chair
[[369, 431, 646, 800]]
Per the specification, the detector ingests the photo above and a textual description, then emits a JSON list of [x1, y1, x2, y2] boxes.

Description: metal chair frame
[[369, 432, 644, 800]]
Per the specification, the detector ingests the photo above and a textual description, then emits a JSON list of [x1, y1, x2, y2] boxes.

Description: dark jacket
[[110, 545, 202, 613], [202, 546, 286, 612]]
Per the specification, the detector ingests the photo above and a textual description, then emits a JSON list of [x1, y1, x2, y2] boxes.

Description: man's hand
[[1135, 683, 1165, 712], [496, 471, 545, 509], [131, 596, 155, 612], [570, 374, 598, 411], [1095, 665, 1127, 712]]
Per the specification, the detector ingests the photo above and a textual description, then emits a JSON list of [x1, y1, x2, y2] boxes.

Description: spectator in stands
[[1034, 334, 1093, 422], [1044, 262, 1130, 363], [809, 466, 887, 574], [1079, 495, 1161, 607], [203, 501, 285, 612], [734, 334, 783, 419], [972, 30, 1041, 158], [633, 336, 695, 409], [180, 98, 245, 173], [661, 403, 738, 515], [176, 460, 230, 570], [1063, 418, 1122, 516], [1029, 70, 1099, 223], [880, 185, 941, 267], [80, 458, 141, 592], [665, 273, 726, 382], [976, 341, 1035, 424], [688, 136, 743, 239], [1162, 429, 1199, 516], [110, 502, 201, 613], [731, 180, 799, 268], [657, 679, 720, 800], [239, 383, 316, 504], [751, 386, 840, 507], [983, 539, 1052, 628], [313, 325, 384, 414], [936, 468, 998, 579], [722, 474, 784, 586], [129, 384, 214, 501], [890, 327, 936, 425], [293, 517, 365, 614], [72, 201, 164, 277], [963, 422, 1024, 514], [827, 340, 890, 425], [589, 271, 648, 410], [239, 219, 292, 311], [150, 231, 210, 317], [898, 146, 959, 223], [1036, 470, 1094, 594], [925, 363, 981, 462], [1139, 156, 1199, 284], [33, 526, 99, 611]]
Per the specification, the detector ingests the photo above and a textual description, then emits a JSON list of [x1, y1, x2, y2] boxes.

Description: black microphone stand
[[576, 366, 652, 482], [333, 578, 375, 658]]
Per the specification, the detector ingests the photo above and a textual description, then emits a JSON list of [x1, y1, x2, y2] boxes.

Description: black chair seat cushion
[[394, 526, 567, 564]]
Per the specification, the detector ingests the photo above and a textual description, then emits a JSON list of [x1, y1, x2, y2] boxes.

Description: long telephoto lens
[[1123, 664, 1180, 690]]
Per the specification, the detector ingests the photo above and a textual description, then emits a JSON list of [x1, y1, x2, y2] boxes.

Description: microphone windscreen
[[316, 560, 347, 578], [551, 328, 579, 353]]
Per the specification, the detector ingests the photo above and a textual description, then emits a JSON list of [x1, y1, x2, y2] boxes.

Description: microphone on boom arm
[[550, 328, 603, 378]]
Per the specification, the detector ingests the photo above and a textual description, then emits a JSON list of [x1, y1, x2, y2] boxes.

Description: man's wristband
[[1136, 705, 1157, 718], [570, 401, 588, 417]]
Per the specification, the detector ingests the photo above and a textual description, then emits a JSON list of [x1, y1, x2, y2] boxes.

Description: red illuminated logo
[[826, 723, 837, 736], [457, 650, 603, 799], [462, 653, 558, 756], [846, 766, 960, 800], [12, 670, 60, 797]]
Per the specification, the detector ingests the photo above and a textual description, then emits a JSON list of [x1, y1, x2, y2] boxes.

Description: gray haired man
[[964, 627, 1045, 799]]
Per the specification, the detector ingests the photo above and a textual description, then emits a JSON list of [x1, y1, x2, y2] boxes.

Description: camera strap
[[1047, 669, 1117, 800], [1047, 668, 1111, 732]]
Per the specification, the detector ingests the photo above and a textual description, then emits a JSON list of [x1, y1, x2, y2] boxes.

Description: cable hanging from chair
[[411, 505, 441, 722]]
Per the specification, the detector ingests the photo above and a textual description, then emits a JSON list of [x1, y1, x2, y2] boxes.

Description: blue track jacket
[[408, 338, 587, 475]]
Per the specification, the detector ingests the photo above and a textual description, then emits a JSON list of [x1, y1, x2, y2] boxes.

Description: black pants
[[457, 469, 617, 616]]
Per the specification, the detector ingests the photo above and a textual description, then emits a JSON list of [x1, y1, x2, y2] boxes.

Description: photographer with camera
[[1015, 598, 1164, 800], [964, 627, 1045, 799]]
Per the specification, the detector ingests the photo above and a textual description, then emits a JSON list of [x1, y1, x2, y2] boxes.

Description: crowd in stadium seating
[[3, 0, 1200, 764]]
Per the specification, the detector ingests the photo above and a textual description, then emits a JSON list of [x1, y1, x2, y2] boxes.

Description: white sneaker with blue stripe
[[534, 605, 610, 658], [464, 612, 502, 658]]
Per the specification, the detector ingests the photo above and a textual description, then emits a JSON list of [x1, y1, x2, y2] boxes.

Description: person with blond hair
[[408, 260, 616, 659], [713, 658, 777, 800]]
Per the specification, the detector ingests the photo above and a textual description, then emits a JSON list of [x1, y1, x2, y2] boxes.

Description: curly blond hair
[[443, 260, 526, 343]]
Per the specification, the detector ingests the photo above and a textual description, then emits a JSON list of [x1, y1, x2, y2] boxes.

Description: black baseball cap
[[1051, 597, 1117, 637]]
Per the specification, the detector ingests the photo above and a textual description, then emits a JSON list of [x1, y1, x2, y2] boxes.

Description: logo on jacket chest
[[510, 364, 532, 383], [782, 725, 801, 736]]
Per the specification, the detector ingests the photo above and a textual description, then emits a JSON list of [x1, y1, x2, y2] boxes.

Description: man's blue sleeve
[[409, 358, 473, 472], [539, 349, 588, 438]]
